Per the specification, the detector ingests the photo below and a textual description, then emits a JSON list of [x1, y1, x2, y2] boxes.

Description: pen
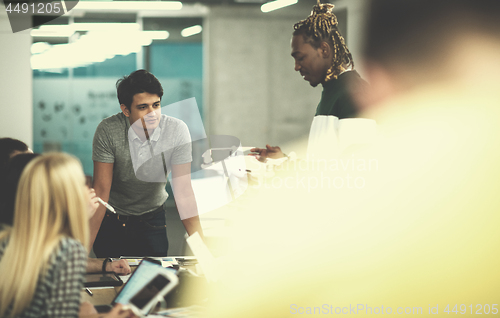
[[97, 197, 116, 214], [85, 288, 93, 296]]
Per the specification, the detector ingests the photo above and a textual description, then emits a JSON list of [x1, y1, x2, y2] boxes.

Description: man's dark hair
[[0, 153, 40, 226], [0, 138, 29, 170], [293, 0, 354, 82], [363, 0, 500, 72], [116, 69, 164, 110]]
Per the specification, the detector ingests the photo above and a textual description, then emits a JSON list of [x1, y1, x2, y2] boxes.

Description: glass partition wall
[[32, 10, 205, 176]]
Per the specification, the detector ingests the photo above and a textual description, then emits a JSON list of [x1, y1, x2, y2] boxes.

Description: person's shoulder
[[341, 70, 369, 94], [162, 114, 185, 124], [57, 237, 86, 257], [339, 70, 362, 82], [342, 70, 367, 83], [95, 112, 127, 137], [159, 116, 190, 142], [99, 112, 127, 126], [161, 115, 188, 128], [43, 237, 86, 275]]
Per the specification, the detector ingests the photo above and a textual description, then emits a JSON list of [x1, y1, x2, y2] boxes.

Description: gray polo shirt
[[92, 112, 192, 215]]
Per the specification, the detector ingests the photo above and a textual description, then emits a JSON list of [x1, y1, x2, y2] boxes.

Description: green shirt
[[315, 70, 366, 119]]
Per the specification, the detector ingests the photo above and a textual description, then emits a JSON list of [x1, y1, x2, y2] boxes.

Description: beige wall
[[0, 7, 33, 147]]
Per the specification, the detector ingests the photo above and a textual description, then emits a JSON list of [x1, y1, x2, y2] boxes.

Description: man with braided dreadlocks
[[251, 1, 368, 161]]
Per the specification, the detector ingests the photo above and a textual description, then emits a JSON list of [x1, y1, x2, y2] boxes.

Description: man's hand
[[250, 144, 284, 162], [106, 304, 138, 318], [79, 301, 98, 317], [81, 304, 137, 318], [107, 259, 131, 275], [87, 188, 99, 219]]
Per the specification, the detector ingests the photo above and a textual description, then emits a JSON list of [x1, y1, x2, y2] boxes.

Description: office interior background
[[0, 0, 367, 254]]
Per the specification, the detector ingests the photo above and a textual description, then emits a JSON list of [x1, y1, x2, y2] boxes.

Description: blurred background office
[[0, 0, 368, 156], [0, 0, 368, 254]]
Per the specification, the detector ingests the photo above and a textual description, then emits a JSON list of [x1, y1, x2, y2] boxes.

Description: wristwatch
[[102, 257, 112, 272]]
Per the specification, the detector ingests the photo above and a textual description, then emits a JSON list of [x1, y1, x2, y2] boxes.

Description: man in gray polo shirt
[[90, 69, 203, 257]]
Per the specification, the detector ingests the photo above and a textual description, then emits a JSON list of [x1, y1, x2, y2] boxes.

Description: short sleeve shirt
[[92, 113, 192, 215]]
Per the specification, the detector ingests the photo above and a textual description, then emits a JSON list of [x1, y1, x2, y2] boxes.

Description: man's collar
[[128, 120, 162, 142], [322, 69, 356, 87], [149, 125, 161, 141]]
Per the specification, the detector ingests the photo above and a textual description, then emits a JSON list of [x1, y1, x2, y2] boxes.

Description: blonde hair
[[0, 153, 89, 317]]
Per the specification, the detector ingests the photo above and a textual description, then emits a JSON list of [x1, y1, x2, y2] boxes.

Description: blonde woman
[[0, 153, 132, 318]]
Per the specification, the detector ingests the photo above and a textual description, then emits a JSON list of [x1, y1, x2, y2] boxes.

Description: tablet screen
[[130, 274, 170, 309], [113, 259, 164, 305]]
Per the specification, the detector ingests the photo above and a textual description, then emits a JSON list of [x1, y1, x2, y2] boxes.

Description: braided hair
[[293, 0, 354, 81]]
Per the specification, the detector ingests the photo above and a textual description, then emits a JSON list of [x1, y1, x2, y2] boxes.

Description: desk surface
[[81, 287, 118, 306], [81, 260, 205, 312]]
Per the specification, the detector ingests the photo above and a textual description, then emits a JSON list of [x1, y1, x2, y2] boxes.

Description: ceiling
[[31, 0, 341, 45], [32, 14, 204, 44]]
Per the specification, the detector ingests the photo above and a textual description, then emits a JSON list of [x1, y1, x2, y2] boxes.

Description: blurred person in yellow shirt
[[207, 0, 500, 317]]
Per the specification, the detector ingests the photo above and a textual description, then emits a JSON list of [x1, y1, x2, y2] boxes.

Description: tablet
[[84, 272, 123, 287], [113, 258, 179, 316]]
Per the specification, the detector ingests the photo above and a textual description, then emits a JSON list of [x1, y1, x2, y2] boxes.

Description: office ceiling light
[[71, 23, 141, 31], [143, 30, 170, 40], [75, 1, 182, 11], [235, 0, 266, 3], [31, 42, 51, 54], [30, 29, 169, 70], [181, 25, 202, 37], [30, 28, 74, 37], [32, 23, 140, 37], [261, 0, 297, 12], [38, 23, 140, 32], [37, 24, 71, 32], [31, 39, 139, 70]]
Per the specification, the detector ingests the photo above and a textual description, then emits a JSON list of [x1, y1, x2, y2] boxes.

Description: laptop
[[95, 258, 179, 317]]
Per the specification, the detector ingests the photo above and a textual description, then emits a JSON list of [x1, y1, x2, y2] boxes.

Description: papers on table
[[121, 257, 177, 267]]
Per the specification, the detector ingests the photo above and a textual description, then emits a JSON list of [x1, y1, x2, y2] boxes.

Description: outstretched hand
[[249, 144, 284, 162]]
